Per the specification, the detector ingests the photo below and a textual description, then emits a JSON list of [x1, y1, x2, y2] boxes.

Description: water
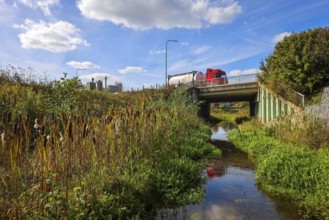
[[157, 121, 301, 220]]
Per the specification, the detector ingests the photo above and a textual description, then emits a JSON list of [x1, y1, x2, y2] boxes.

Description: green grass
[[228, 124, 329, 219], [0, 73, 219, 219]]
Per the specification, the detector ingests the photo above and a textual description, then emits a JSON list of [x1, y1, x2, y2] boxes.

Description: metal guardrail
[[195, 73, 305, 108], [196, 73, 257, 88], [274, 84, 305, 108]]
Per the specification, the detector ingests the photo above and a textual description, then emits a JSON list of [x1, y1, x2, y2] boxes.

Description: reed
[[0, 76, 217, 219]]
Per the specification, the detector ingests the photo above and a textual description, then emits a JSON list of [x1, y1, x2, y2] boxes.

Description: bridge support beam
[[249, 101, 257, 117], [199, 101, 211, 118]]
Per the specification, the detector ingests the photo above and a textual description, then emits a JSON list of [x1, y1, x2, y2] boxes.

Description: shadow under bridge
[[192, 74, 259, 117]]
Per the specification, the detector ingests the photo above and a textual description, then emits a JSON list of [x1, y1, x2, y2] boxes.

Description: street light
[[165, 40, 178, 87], [75, 69, 86, 78]]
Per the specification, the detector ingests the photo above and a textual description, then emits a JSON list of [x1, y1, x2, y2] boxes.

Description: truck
[[167, 71, 204, 86], [168, 68, 228, 87]]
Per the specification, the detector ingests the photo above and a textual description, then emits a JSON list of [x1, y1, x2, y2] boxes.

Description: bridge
[[190, 74, 305, 122]]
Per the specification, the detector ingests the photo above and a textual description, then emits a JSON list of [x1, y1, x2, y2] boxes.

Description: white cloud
[[180, 42, 189, 46], [149, 49, 165, 55], [79, 73, 121, 83], [67, 61, 100, 69], [168, 59, 191, 73], [13, 19, 88, 53], [193, 45, 211, 55], [118, 66, 147, 74], [77, 0, 242, 30], [228, 68, 260, 77], [272, 32, 292, 43], [18, 0, 59, 16]]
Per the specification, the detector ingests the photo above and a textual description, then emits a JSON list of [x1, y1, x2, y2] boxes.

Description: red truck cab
[[206, 68, 228, 86]]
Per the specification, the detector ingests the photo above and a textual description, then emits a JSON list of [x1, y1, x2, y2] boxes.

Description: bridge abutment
[[199, 101, 211, 118], [258, 86, 298, 123]]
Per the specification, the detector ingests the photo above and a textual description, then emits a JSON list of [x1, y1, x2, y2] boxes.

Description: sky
[[0, 0, 328, 89]]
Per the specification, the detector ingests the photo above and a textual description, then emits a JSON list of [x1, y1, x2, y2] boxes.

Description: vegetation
[[0, 68, 218, 219], [228, 118, 329, 219], [259, 27, 329, 96], [210, 102, 249, 123]]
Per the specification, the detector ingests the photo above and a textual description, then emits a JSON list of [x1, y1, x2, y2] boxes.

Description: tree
[[46, 73, 84, 114], [259, 27, 329, 95]]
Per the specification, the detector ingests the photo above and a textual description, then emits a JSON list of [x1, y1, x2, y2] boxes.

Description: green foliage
[[260, 27, 329, 96], [268, 114, 329, 150], [228, 124, 329, 219], [0, 74, 217, 220]]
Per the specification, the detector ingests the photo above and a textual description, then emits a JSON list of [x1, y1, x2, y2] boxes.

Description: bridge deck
[[197, 81, 259, 102]]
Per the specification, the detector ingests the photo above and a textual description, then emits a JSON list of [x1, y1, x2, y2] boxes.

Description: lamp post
[[75, 69, 86, 78], [165, 40, 178, 87]]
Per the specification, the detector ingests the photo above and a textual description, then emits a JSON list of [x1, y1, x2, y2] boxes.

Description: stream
[[157, 121, 302, 220]]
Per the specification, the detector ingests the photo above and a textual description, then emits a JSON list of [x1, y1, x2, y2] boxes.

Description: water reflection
[[211, 121, 237, 141], [156, 122, 301, 220]]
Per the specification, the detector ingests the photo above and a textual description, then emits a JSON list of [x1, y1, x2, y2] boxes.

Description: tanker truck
[[168, 68, 228, 87], [168, 71, 204, 86]]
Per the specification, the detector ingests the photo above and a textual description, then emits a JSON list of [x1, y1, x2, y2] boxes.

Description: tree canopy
[[259, 27, 329, 96]]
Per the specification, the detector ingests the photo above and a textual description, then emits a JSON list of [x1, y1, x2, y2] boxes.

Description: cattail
[[7, 112, 11, 123], [43, 135, 47, 147], [41, 124, 45, 135], [68, 119, 73, 142], [105, 115, 112, 124], [13, 120, 19, 135], [92, 130, 96, 145], [82, 122, 88, 138]]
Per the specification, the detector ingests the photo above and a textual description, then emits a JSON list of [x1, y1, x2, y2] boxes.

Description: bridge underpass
[[191, 74, 304, 122], [196, 81, 259, 117]]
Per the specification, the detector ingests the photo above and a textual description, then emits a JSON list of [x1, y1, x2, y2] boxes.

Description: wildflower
[[1, 132, 6, 144], [59, 132, 64, 142], [34, 119, 40, 129]]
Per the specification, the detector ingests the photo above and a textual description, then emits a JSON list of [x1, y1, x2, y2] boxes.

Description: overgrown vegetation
[[0, 68, 218, 219], [210, 102, 250, 123], [228, 117, 329, 219], [259, 27, 329, 97]]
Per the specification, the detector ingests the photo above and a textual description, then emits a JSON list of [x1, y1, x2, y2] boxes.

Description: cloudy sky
[[0, 0, 328, 89]]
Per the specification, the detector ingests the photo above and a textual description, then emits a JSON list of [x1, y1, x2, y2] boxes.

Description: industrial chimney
[[105, 76, 107, 91]]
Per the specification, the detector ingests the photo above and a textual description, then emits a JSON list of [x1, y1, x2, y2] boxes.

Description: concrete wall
[[257, 86, 297, 123]]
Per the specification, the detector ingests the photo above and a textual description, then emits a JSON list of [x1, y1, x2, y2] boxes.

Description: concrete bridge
[[191, 74, 305, 122]]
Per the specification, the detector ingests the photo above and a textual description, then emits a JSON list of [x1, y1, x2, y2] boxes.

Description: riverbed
[[157, 121, 302, 220]]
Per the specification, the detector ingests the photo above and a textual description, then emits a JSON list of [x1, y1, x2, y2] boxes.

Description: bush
[[228, 125, 329, 219], [259, 27, 329, 96]]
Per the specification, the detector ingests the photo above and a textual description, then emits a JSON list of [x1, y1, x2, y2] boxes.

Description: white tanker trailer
[[168, 71, 204, 86]]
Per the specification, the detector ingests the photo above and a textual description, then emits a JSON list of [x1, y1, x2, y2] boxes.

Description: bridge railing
[[273, 84, 305, 108], [196, 73, 257, 88]]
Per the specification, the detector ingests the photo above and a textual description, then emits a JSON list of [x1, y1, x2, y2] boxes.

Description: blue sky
[[0, 0, 328, 89]]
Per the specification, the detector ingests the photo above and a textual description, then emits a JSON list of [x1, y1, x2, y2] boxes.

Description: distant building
[[86, 78, 96, 90], [108, 82, 123, 92], [85, 77, 122, 92], [96, 80, 103, 91]]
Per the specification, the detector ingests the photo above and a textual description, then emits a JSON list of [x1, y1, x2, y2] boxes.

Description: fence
[[274, 84, 305, 108], [196, 73, 257, 87]]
